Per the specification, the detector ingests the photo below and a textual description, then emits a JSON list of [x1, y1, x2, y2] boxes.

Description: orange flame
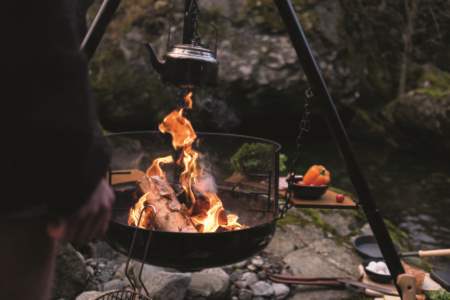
[[129, 91, 243, 233], [128, 193, 153, 228], [146, 155, 174, 178]]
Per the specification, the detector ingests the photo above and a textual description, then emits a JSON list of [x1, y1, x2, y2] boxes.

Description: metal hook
[[137, 205, 157, 297], [124, 204, 157, 296]]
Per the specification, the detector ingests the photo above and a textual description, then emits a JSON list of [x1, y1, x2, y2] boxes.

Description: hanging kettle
[[145, 42, 218, 88]]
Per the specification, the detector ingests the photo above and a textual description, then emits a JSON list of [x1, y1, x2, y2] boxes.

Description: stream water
[[280, 138, 450, 252]]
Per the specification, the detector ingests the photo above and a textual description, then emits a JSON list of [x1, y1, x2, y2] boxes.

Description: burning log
[[128, 175, 197, 232], [127, 91, 244, 233]]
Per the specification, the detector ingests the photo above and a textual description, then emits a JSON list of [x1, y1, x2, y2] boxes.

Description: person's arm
[[2, 1, 111, 219]]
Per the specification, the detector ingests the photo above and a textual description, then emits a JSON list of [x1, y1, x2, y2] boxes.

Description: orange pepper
[[303, 165, 331, 186]]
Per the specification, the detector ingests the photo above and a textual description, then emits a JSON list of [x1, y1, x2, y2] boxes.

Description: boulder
[[383, 66, 450, 152], [187, 268, 230, 300], [129, 262, 191, 300], [75, 291, 105, 300], [53, 244, 88, 300], [249, 281, 274, 297], [272, 283, 290, 299]]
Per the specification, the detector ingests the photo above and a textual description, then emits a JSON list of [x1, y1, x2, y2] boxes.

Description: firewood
[[136, 176, 197, 232]]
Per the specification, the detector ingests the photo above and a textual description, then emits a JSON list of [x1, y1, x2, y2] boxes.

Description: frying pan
[[353, 235, 450, 259]]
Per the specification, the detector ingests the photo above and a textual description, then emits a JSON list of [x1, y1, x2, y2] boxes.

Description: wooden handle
[[418, 249, 450, 257], [397, 274, 417, 300]]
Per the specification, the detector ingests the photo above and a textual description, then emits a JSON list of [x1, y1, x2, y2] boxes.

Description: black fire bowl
[[106, 184, 277, 272]]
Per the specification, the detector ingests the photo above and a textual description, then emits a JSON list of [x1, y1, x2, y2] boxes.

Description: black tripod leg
[[273, 0, 405, 295]]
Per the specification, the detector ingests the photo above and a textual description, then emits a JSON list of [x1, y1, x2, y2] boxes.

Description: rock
[[247, 264, 257, 272], [249, 281, 274, 297], [288, 288, 354, 300], [238, 289, 253, 300], [256, 270, 267, 280], [265, 227, 298, 257], [360, 223, 373, 236], [383, 65, 450, 152], [86, 266, 95, 277], [349, 108, 387, 142], [86, 258, 96, 267], [75, 291, 105, 300], [128, 262, 191, 300], [251, 256, 264, 267], [272, 283, 290, 299], [233, 260, 248, 269], [240, 272, 258, 287], [235, 280, 247, 289], [283, 238, 359, 278], [187, 268, 230, 299], [319, 213, 353, 237], [53, 244, 88, 300], [101, 279, 128, 291], [230, 269, 244, 282]]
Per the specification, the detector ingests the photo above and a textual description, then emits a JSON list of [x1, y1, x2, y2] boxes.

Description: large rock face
[[88, 0, 358, 136], [86, 0, 450, 153], [383, 66, 450, 152]]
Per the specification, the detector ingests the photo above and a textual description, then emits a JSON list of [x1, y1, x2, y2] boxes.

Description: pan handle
[[418, 249, 450, 257]]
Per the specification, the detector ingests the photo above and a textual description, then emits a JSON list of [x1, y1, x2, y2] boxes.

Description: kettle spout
[[145, 43, 164, 74]]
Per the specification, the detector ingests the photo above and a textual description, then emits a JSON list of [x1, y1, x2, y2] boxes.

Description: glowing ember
[[129, 91, 244, 232]]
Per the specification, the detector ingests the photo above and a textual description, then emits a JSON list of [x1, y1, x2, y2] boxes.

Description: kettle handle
[[145, 43, 165, 74]]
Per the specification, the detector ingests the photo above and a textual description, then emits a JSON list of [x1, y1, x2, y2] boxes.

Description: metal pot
[[146, 43, 218, 88]]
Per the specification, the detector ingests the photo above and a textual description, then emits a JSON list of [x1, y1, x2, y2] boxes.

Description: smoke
[[194, 172, 218, 194], [195, 95, 240, 130]]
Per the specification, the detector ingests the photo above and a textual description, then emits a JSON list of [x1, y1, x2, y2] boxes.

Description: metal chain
[[188, 0, 202, 45], [288, 87, 313, 179], [279, 87, 314, 219]]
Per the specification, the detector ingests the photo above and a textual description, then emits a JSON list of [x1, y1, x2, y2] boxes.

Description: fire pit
[[106, 131, 281, 271]]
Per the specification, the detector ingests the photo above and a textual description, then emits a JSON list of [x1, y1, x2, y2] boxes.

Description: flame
[[146, 155, 174, 178], [129, 91, 244, 233], [128, 193, 153, 228]]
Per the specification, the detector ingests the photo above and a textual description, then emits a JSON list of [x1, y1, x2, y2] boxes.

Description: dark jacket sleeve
[[1, 0, 110, 218]]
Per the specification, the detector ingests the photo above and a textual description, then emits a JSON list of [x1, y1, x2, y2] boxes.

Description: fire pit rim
[[105, 130, 282, 153]]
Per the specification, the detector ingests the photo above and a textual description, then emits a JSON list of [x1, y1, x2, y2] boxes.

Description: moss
[[276, 210, 308, 227], [416, 66, 450, 98], [416, 87, 450, 98], [241, 0, 318, 33], [420, 66, 450, 91], [383, 219, 409, 251], [426, 290, 450, 300]]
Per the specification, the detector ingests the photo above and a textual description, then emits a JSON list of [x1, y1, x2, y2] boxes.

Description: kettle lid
[[167, 44, 217, 64]]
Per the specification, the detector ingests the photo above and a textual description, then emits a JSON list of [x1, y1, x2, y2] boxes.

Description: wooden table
[[281, 188, 357, 209]]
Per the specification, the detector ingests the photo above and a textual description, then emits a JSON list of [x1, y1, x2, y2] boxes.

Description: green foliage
[[231, 143, 271, 174], [279, 153, 288, 174], [231, 143, 277, 174], [426, 290, 450, 300], [230, 143, 287, 174]]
